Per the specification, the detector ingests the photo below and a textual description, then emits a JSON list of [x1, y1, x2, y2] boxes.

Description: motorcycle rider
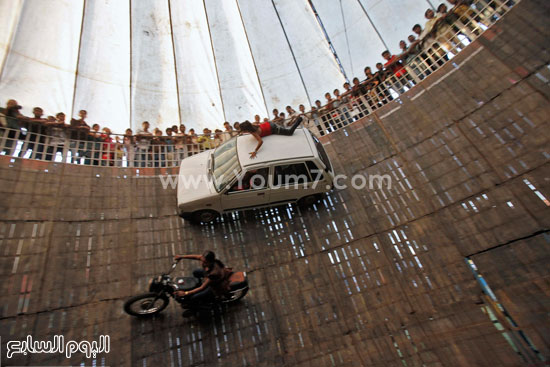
[[174, 250, 222, 279], [173, 250, 232, 316]]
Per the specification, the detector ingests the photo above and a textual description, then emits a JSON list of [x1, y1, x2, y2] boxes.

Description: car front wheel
[[191, 210, 219, 224]]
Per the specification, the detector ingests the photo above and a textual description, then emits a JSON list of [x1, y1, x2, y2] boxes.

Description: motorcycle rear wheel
[[223, 287, 249, 303], [124, 293, 169, 317]]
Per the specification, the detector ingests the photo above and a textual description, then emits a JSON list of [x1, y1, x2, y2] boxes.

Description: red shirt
[[258, 122, 272, 137], [384, 55, 406, 77]]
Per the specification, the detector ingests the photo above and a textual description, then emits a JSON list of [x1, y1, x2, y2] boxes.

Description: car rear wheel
[[191, 210, 219, 224], [298, 194, 321, 208]]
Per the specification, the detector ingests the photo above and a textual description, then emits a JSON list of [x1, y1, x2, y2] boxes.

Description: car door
[[269, 162, 319, 204], [220, 167, 270, 211]]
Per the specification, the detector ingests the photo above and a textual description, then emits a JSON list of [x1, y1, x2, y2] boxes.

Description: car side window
[[228, 168, 269, 193], [273, 163, 312, 187], [306, 161, 324, 181]]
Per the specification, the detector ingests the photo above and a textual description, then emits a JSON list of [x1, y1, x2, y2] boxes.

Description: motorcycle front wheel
[[124, 293, 169, 317]]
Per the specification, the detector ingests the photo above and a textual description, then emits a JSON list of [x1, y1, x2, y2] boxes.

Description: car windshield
[[212, 137, 241, 192], [312, 135, 332, 172]]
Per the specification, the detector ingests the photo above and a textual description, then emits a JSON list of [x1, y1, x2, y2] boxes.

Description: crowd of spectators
[[302, 0, 513, 134], [0, 0, 511, 166], [0, 102, 235, 167]]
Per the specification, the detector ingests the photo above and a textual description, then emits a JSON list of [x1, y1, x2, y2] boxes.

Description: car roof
[[236, 128, 315, 169]]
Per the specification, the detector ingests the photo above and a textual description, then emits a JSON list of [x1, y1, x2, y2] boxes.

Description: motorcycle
[[123, 259, 249, 317]]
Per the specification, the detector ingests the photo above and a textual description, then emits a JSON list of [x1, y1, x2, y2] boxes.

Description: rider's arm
[[174, 254, 201, 261], [182, 277, 211, 296]]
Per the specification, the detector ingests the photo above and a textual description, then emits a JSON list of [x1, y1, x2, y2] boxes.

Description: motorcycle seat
[[174, 277, 200, 291]]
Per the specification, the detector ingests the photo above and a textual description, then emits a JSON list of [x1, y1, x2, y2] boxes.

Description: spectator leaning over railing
[[349, 77, 367, 117], [284, 106, 298, 127], [114, 135, 124, 167], [188, 128, 199, 156], [412, 23, 422, 40], [298, 104, 315, 132], [197, 128, 214, 150], [382, 50, 414, 93], [170, 125, 178, 136], [373, 62, 393, 105], [436, 3, 470, 52], [342, 82, 352, 95], [412, 24, 440, 71], [223, 121, 235, 139], [84, 123, 95, 165], [341, 83, 353, 111], [370, 64, 384, 105], [165, 127, 175, 166], [178, 124, 186, 136], [273, 111, 285, 126], [312, 100, 324, 135], [342, 82, 361, 121], [324, 92, 334, 110], [1, 99, 23, 155], [151, 128, 165, 167], [45, 112, 67, 161], [399, 40, 412, 63], [447, 0, 485, 39], [413, 30, 437, 75], [363, 67, 377, 89], [19, 107, 46, 159], [81, 115, 95, 165], [13, 107, 28, 157], [100, 127, 115, 166], [329, 89, 342, 127], [400, 37, 428, 79], [310, 105, 320, 135], [271, 109, 280, 125], [175, 125, 188, 161], [420, 10, 451, 66], [362, 68, 381, 110], [213, 129, 224, 147], [334, 88, 352, 126], [447, 1, 484, 42], [321, 92, 337, 133], [136, 121, 152, 167], [123, 128, 135, 166], [70, 109, 90, 163], [421, 8, 440, 38], [88, 123, 102, 166]]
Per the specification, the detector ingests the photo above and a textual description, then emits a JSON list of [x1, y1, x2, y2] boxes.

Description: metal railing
[[0, 0, 516, 168], [0, 119, 235, 168]]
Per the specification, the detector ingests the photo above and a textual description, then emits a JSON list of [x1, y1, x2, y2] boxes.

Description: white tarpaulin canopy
[[0, 0, 432, 133]]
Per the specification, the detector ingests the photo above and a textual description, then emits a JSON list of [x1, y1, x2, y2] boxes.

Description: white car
[[177, 128, 335, 223]]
